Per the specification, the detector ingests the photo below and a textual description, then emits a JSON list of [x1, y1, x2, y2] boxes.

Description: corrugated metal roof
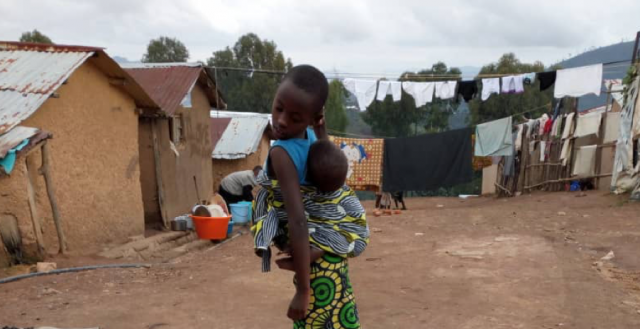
[[0, 41, 159, 134], [0, 126, 39, 158], [210, 117, 232, 152], [120, 62, 203, 69], [0, 47, 93, 134], [210, 110, 271, 121], [211, 115, 269, 159], [125, 65, 206, 116]]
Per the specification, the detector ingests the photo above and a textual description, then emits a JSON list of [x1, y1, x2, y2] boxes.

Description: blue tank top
[[268, 128, 317, 185]]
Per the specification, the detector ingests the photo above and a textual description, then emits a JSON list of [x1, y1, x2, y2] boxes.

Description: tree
[[142, 36, 189, 63], [362, 62, 461, 138], [324, 80, 348, 134], [19, 30, 53, 44], [207, 33, 293, 113], [468, 53, 552, 126]]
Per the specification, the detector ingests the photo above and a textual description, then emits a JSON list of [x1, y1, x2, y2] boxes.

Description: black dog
[[376, 192, 407, 210]]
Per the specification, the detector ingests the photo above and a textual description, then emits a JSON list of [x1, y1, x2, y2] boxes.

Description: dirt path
[[1, 191, 640, 328]]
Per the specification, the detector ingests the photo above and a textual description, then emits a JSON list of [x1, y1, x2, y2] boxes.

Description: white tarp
[[611, 76, 640, 193]]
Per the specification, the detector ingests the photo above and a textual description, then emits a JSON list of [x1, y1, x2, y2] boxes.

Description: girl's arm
[[270, 147, 310, 321]]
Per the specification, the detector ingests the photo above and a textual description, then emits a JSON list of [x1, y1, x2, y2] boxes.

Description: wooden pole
[[39, 142, 67, 254], [632, 31, 640, 64], [152, 119, 169, 228], [594, 84, 612, 189], [25, 153, 46, 257], [517, 125, 529, 193]]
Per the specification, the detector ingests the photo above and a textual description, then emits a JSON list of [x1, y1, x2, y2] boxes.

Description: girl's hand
[[288, 290, 310, 321], [313, 116, 328, 140]]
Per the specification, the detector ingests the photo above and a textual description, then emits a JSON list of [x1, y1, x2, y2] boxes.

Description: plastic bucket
[[229, 202, 252, 225], [190, 215, 231, 240], [227, 220, 234, 236]]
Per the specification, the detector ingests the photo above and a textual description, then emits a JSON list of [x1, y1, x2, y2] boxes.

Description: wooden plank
[[151, 120, 169, 228], [40, 142, 67, 254], [25, 153, 45, 257]]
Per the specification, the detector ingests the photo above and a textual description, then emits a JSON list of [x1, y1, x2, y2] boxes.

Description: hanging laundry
[[537, 71, 557, 91], [539, 141, 546, 162], [383, 128, 473, 192], [552, 101, 563, 120], [554, 64, 603, 98], [503, 132, 518, 177], [501, 75, 525, 94], [560, 139, 572, 166], [515, 124, 524, 151], [0, 138, 30, 174], [603, 112, 621, 144], [539, 114, 549, 135], [475, 116, 514, 156], [574, 112, 602, 138], [457, 80, 478, 102], [572, 145, 598, 177], [481, 78, 501, 101], [522, 73, 536, 85], [471, 134, 494, 171], [434, 81, 458, 99], [330, 136, 384, 191], [543, 117, 554, 134], [376, 81, 402, 102], [402, 81, 434, 107], [551, 115, 563, 137], [524, 119, 536, 138], [343, 78, 378, 111], [561, 112, 575, 139]]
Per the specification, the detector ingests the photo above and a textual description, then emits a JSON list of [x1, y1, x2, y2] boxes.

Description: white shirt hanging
[[554, 64, 603, 98], [343, 78, 378, 112], [376, 81, 402, 102], [501, 75, 524, 94], [434, 81, 458, 99], [481, 78, 501, 101], [402, 82, 434, 107]]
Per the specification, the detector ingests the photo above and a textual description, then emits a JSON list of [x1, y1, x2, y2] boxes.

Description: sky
[[1, 0, 639, 78]]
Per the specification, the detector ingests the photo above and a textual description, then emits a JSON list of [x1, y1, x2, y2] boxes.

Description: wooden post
[[39, 142, 67, 254], [152, 119, 169, 228], [594, 84, 612, 189], [517, 125, 529, 193], [25, 152, 46, 257]]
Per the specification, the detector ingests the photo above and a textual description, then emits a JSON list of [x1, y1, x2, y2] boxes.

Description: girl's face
[[271, 80, 320, 140]]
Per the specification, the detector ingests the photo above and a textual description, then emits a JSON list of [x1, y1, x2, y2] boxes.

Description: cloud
[[0, 0, 638, 74]]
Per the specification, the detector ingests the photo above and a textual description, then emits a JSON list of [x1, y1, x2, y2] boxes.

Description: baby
[[274, 139, 369, 271]]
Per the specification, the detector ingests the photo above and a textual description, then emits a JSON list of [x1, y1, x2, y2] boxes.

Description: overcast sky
[[1, 0, 638, 77]]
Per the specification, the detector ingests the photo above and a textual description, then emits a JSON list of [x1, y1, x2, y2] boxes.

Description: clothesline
[[207, 59, 631, 81], [327, 102, 554, 140]]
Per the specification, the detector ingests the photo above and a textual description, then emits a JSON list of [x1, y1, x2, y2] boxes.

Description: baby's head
[[308, 140, 348, 192], [271, 65, 328, 140]]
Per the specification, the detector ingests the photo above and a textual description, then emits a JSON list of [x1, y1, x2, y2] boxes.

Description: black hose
[[0, 263, 151, 285]]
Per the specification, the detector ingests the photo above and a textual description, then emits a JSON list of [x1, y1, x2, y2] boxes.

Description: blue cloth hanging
[[0, 139, 30, 174]]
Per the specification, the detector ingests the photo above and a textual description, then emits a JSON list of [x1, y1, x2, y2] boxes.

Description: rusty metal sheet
[[0, 126, 39, 158], [212, 116, 269, 159], [0, 44, 94, 134], [123, 64, 204, 115]]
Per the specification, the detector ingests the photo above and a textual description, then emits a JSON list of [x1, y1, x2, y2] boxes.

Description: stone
[[600, 251, 615, 261], [36, 262, 57, 273], [557, 211, 567, 216]]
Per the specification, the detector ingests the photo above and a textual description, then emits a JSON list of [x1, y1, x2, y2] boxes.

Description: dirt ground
[[2, 191, 640, 329]]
